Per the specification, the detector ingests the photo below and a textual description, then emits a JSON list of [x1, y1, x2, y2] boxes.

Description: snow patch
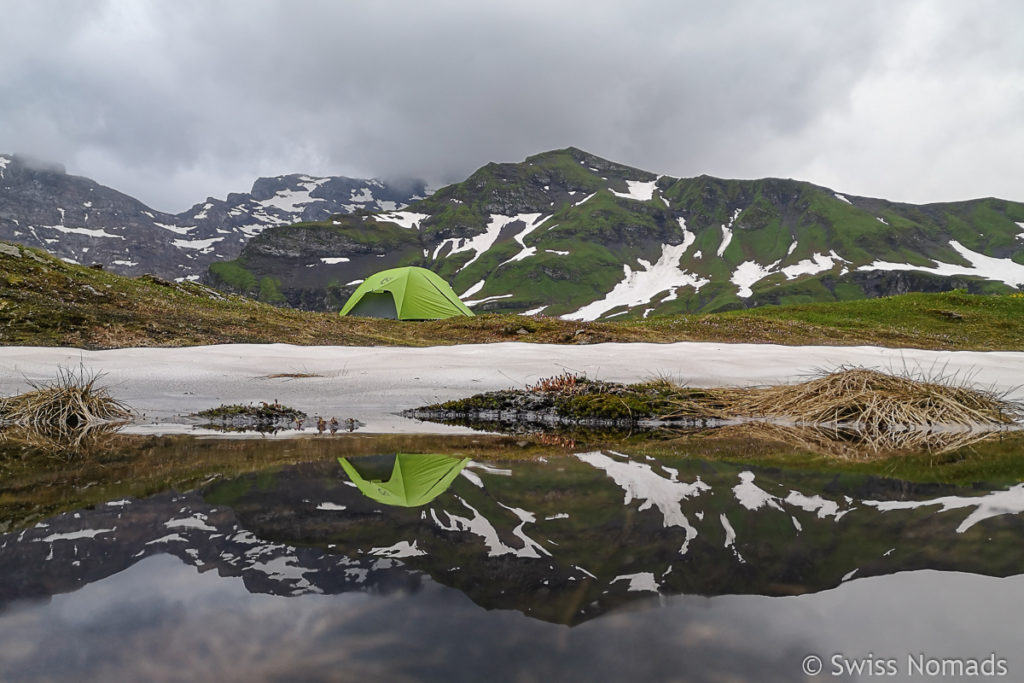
[[834, 193, 852, 204], [733, 471, 784, 511], [731, 260, 780, 298], [576, 451, 709, 554], [173, 237, 224, 251], [154, 222, 196, 235], [784, 491, 841, 519], [857, 240, 1024, 288], [260, 189, 313, 213], [610, 180, 657, 201], [863, 483, 1024, 533], [369, 540, 426, 558], [460, 280, 486, 299], [781, 251, 845, 280], [349, 187, 374, 203], [145, 534, 188, 546], [431, 496, 546, 558], [545, 249, 569, 256], [111, 259, 137, 267], [498, 213, 550, 266], [379, 211, 428, 229], [464, 294, 514, 307], [316, 502, 347, 511], [716, 208, 741, 257], [612, 572, 659, 592], [43, 225, 123, 239], [166, 516, 217, 531], [433, 213, 523, 270], [521, 305, 547, 316], [720, 513, 745, 563], [320, 257, 350, 264], [40, 528, 115, 543], [563, 241, 708, 321]]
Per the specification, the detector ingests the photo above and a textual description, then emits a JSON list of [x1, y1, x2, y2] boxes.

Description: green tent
[[338, 453, 470, 507], [338, 266, 474, 320]]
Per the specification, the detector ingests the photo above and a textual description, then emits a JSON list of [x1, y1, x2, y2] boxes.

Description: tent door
[[347, 291, 398, 319]]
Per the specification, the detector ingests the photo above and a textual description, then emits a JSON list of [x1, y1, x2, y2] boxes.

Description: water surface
[[1, 435, 1023, 681]]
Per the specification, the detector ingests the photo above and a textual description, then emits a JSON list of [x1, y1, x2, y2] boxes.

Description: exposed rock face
[[0, 153, 425, 281]]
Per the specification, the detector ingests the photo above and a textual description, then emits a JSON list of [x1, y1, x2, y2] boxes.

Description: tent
[[338, 266, 474, 320], [338, 453, 470, 507]]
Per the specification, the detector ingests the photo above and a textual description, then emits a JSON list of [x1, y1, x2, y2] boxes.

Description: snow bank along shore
[[1, 342, 1022, 435]]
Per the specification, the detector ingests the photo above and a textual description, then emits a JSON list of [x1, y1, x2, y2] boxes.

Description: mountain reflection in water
[[1, 440, 1023, 680]]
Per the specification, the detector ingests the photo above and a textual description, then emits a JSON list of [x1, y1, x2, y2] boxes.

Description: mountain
[[0, 153, 426, 280], [207, 147, 1024, 316]]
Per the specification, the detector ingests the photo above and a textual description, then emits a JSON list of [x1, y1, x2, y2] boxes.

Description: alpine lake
[[2, 421, 1024, 682]]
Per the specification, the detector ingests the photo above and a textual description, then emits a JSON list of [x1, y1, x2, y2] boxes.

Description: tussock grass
[[0, 367, 132, 429], [425, 367, 1023, 457], [663, 367, 1021, 431], [0, 367, 132, 453]]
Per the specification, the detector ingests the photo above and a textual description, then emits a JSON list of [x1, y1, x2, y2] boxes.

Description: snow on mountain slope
[[564, 242, 709, 321], [858, 240, 1024, 288], [0, 153, 426, 280]]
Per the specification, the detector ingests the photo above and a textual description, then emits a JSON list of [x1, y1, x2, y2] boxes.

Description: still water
[[1, 437, 1023, 681]]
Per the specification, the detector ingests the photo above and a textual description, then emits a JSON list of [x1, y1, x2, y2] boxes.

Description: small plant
[[526, 372, 589, 395]]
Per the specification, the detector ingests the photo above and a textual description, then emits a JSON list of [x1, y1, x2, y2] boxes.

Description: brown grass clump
[[0, 367, 132, 449], [664, 367, 1022, 431]]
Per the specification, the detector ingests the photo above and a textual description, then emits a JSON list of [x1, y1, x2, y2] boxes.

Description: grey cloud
[[1, 0, 1022, 211]]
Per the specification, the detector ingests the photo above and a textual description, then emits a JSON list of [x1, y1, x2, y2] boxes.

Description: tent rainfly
[[338, 453, 470, 507], [338, 266, 474, 320]]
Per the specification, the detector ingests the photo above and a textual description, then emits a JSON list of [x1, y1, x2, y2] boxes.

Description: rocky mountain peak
[[0, 155, 426, 281]]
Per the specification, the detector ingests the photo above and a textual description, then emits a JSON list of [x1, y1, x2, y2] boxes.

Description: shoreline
[[3, 341, 1024, 436]]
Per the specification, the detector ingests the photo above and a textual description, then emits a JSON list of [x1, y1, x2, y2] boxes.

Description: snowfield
[[1, 342, 1021, 436]]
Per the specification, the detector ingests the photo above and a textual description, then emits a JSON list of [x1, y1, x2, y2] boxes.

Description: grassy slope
[[200, 149, 1024, 318], [1, 241, 1022, 350]]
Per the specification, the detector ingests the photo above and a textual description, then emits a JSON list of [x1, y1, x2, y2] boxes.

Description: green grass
[[2, 241, 1022, 350], [208, 260, 257, 293]]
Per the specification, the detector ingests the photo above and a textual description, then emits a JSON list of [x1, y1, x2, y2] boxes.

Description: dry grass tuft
[[663, 367, 1022, 432], [0, 367, 132, 451]]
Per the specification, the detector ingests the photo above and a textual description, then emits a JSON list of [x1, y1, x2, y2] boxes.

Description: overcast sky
[[1, 0, 1022, 213]]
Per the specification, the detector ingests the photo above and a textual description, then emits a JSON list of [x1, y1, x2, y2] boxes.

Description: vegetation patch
[[411, 368, 1023, 456], [193, 401, 308, 432]]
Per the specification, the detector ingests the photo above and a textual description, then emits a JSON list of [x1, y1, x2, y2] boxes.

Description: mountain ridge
[[207, 147, 1024, 316], [0, 152, 427, 280], [4, 147, 1023, 317]]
